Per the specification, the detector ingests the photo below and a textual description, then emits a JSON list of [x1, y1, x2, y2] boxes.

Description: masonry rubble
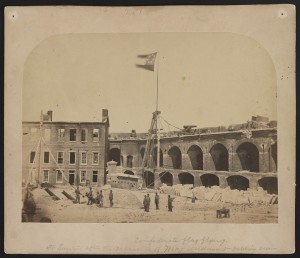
[[159, 184, 278, 205]]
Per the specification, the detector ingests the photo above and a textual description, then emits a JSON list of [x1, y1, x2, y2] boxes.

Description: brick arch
[[200, 173, 220, 187], [236, 142, 259, 172], [108, 148, 121, 166], [167, 145, 182, 169], [178, 172, 194, 185], [258, 176, 278, 194], [233, 138, 263, 153], [166, 143, 184, 153], [208, 141, 231, 151], [227, 175, 249, 190], [187, 144, 204, 170], [159, 171, 173, 186], [209, 143, 229, 171]]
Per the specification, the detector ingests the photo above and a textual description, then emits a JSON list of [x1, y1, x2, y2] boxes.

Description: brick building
[[22, 110, 109, 186]]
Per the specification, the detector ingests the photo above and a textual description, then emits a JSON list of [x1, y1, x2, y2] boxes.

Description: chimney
[[102, 109, 108, 122], [131, 129, 137, 137], [47, 111, 53, 121]]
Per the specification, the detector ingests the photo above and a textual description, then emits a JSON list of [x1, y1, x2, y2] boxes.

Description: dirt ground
[[26, 186, 278, 223]]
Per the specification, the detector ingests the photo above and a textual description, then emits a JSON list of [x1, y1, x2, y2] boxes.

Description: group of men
[[75, 186, 114, 207], [143, 194, 152, 212], [143, 192, 174, 212], [75, 187, 174, 212]]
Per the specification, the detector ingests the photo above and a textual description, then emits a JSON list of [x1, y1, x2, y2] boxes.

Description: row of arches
[[146, 142, 276, 172], [143, 171, 278, 194], [184, 142, 262, 171], [109, 141, 277, 172]]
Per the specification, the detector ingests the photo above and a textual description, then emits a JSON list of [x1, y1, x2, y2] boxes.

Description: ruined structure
[[22, 110, 110, 186], [108, 116, 278, 194], [22, 111, 277, 194]]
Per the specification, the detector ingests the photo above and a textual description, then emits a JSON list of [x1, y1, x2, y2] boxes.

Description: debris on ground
[[159, 184, 278, 206], [23, 185, 278, 223]]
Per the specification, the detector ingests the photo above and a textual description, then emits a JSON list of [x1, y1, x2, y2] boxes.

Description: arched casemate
[[236, 142, 259, 172], [187, 145, 203, 170], [109, 148, 121, 166], [200, 173, 219, 187], [178, 172, 194, 185], [159, 171, 173, 186], [210, 143, 229, 171], [168, 146, 182, 169]]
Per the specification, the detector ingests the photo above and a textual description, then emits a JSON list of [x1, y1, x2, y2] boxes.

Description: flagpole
[[136, 52, 161, 182], [156, 52, 159, 112], [156, 52, 160, 169]]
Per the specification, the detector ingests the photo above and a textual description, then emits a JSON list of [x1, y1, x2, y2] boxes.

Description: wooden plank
[[62, 190, 75, 201], [44, 188, 60, 200]]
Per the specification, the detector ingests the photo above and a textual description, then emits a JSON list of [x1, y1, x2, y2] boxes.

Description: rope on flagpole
[[156, 52, 159, 112], [160, 115, 182, 131]]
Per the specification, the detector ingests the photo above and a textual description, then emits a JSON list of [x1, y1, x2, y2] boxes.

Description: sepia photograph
[[22, 33, 278, 223], [5, 5, 295, 254]]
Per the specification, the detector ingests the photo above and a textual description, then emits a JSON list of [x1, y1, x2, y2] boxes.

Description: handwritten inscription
[[44, 235, 278, 254], [46, 244, 81, 252], [143, 235, 226, 246], [124, 9, 142, 16]]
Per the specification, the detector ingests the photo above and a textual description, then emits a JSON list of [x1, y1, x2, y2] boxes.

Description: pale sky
[[23, 33, 277, 133]]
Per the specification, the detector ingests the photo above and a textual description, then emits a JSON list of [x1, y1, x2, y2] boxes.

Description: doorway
[[69, 171, 75, 185]]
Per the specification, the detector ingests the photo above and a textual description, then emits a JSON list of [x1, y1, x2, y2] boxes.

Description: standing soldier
[[99, 190, 103, 207], [143, 195, 147, 211], [109, 189, 114, 207], [155, 192, 160, 210], [146, 193, 151, 212], [95, 191, 100, 206], [87, 186, 93, 205], [168, 195, 173, 212], [75, 186, 81, 204], [192, 193, 196, 203]]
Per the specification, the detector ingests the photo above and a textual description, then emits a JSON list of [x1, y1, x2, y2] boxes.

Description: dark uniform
[[109, 190, 113, 207], [87, 187, 93, 205], [143, 195, 147, 211], [75, 187, 81, 204], [168, 195, 173, 212], [192, 195, 196, 203], [146, 194, 151, 212], [155, 192, 159, 210], [95, 191, 100, 205], [99, 190, 103, 207]]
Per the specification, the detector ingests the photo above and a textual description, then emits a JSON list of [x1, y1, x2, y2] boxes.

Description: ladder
[[141, 110, 160, 187]]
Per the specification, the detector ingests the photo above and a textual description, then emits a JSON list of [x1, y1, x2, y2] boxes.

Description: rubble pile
[[159, 184, 194, 197], [159, 184, 278, 206], [159, 184, 176, 195], [112, 189, 142, 208]]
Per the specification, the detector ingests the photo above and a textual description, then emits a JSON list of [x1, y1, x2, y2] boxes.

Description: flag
[[136, 52, 157, 71]]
